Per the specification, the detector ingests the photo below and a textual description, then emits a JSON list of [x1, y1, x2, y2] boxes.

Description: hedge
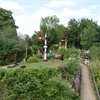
[[0, 61, 80, 100]]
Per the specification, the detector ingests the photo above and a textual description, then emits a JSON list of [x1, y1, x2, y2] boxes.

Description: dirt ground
[[80, 63, 97, 100]]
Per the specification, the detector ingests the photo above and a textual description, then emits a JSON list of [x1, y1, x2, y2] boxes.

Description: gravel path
[[80, 63, 97, 100]]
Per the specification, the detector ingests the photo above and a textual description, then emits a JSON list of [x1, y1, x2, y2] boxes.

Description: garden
[[1, 7, 100, 100], [0, 47, 80, 100]]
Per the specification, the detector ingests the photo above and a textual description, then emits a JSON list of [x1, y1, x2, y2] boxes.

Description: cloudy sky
[[0, 0, 100, 36]]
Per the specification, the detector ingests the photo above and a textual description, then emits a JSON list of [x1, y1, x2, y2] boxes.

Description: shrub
[[0, 60, 4, 65], [0, 66, 80, 100], [0, 69, 6, 80], [57, 47, 78, 59], [92, 61, 100, 93], [90, 46, 100, 93], [47, 53, 54, 59], [90, 46, 100, 61], [64, 57, 80, 81], [68, 47, 78, 58], [31, 45, 39, 54], [0, 69, 7, 100], [27, 54, 40, 63], [57, 47, 70, 58]]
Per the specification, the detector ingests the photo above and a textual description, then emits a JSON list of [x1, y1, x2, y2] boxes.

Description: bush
[[90, 46, 100, 61], [57, 47, 78, 59], [0, 60, 3, 66], [31, 45, 39, 54], [90, 46, 100, 93], [27, 54, 40, 63], [64, 58, 80, 81], [0, 66, 80, 100], [57, 57, 80, 82], [92, 61, 100, 93], [57, 47, 69, 59], [47, 53, 54, 59], [68, 47, 78, 58], [0, 69, 6, 80]]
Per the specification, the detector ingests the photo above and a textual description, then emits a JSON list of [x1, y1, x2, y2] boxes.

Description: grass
[[19, 59, 67, 68]]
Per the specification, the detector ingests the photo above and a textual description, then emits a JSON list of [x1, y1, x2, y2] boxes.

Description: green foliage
[[0, 8, 31, 65], [40, 15, 59, 33], [56, 24, 66, 40], [33, 16, 66, 50], [64, 57, 79, 81], [64, 18, 100, 49], [0, 81, 8, 100], [57, 47, 78, 59], [66, 19, 81, 48], [80, 19, 99, 49], [57, 47, 69, 58], [0, 66, 80, 100], [31, 45, 39, 54], [90, 46, 100, 61], [0, 8, 24, 65], [47, 53, 54, 59], [0, 8, 17, 30], [80, 26, 98, 49], [0, 33, 28, 65], [0, 69, 8, 99], [91, 54, 100, 94], [0, 69, 6, 80], [0, 34, 17, 65], [68, 47, 78, 57], [32, 17, 100, 50], [27, 55, 40, 63], [91, 61, 100, 93]]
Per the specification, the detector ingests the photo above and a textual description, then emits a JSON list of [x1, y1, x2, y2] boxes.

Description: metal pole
[[26, 44, 28, 59], [65, 38, 67, 48], [59, 42, 61, 49], [44, 34, 47, 61]]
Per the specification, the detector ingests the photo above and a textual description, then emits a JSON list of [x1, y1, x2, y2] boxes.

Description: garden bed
[[0, 58, 80, 100]]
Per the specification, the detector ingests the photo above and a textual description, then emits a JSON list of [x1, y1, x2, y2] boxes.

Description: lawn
[[19, 59, 67, 68]]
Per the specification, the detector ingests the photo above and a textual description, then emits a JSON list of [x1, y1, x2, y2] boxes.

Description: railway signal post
[[38, 34, 48, 61]]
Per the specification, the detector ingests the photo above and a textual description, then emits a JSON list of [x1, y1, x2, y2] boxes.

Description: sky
[[0, 0, 100, 36]]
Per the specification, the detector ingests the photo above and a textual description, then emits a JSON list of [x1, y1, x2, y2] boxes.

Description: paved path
[[0, 64, 16, 68], [0, 65, 7, 68], [80, 63, 97, 100]]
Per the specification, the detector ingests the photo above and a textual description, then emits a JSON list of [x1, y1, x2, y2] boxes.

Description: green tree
[[32, 16, 67, 50], [56, 24, 66, 40], [31, 16, 60, 51], [0, 8, 18, 65], [40, 15, 59, 34], [0, 8, 18, 31], [66, 19, 80, 48], [80, 26, 98, 49], [80, 19, 99, 49], [0, 35, 17, 65]]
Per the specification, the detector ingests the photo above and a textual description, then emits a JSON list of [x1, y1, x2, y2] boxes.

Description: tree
[[40, 15, 59, 34], [66, 19, 80, 48], [56, 24, 66, 40], [18, 34, 33, 59], [0, 7, 18, 31], [80, 27, 98, 49], [32, 16, 60, 50], [80, 19, 99, 49], [0, 8, 18, 65], [0, 35, 17, 65]]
